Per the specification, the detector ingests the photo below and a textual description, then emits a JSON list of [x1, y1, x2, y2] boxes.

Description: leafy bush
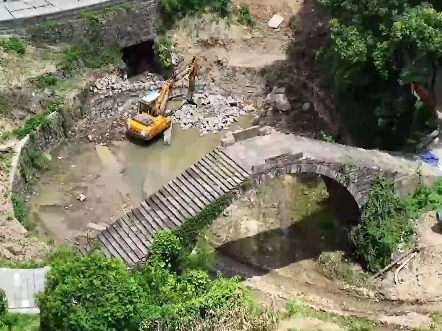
[[350, 177, 415, 272], [0, 37, 26, 55], [36, 251, 146, 331], [148, 230, 184, 273], [350, 175, 442, 272], [154, 36, 174, 71]]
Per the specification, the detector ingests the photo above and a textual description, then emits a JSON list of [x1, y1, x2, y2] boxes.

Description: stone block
[[232, 126, 260, 142], [221, 136, 235, 147], [258, 126, 272, 136]]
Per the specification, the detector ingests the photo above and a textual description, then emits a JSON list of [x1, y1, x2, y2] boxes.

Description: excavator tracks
[[79, 147, 250, 267]]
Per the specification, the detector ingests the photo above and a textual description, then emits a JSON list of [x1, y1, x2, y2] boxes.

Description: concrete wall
[[2, 0, 158, 48]]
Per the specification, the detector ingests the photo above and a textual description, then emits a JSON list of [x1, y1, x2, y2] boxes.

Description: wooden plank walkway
[[80, 148, 250, 267]]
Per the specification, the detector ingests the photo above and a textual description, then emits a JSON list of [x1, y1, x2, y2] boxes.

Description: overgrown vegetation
[[60, 44, 122, 72], [174, 195, 233, 251], [160, 0, 230, 21], [0, 37, 26, 55], [235, 4, 255, 26], [32, 75, 59, 89], [350, 175, 442, 272], [10, 98, 64, 139], [36, 232, 276, 331], [317, 0, 442, 150], [154, 36, 174, 71], [10, 192, 38, 231]]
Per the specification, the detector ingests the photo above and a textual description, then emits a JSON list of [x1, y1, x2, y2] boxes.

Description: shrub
[[36, 251, 146, 331], [350, 177, 414, 272], [236, 4, 255, 26], [148, 231, 184, 273], [0, 37, 26, 55]]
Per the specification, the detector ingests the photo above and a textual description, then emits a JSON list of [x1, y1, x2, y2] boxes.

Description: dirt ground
[[171, 0, 333, 138], [378, 212, 442, 303]]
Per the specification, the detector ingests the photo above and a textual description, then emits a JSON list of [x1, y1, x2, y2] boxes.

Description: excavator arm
[[152, 57, 197, 116]]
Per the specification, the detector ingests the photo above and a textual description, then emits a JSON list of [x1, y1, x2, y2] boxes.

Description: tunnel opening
[[122, 40, 162, 78]]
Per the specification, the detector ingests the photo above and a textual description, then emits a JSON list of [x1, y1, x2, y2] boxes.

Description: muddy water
[[29, 115, 252, 241]]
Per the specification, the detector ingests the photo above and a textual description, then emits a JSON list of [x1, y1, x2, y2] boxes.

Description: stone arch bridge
[[80, 126, 442, 267]]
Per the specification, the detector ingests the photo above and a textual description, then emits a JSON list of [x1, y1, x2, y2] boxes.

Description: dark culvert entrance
[[122, 40, 161, 78]]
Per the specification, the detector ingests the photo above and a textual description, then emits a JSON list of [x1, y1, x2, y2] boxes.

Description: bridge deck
[[0, 0, 122, 21], [80, 148, 250, 266]]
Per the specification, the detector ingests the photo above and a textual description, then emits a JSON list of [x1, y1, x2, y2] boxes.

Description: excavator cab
[[138, 91, 160, 115]]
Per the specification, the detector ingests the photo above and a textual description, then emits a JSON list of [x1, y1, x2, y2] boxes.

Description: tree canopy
[[317, 0, 442, 150], [35, 233, 274, 331]]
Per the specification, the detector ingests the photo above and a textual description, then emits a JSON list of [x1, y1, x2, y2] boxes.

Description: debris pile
[[172, 92, 245, 135], [91, 73, 164, 97], [86, 73, 248, 139]]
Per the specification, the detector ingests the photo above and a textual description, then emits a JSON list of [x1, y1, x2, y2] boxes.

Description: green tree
[[36, 250, 146, 331], [317, 0, 442, 150]]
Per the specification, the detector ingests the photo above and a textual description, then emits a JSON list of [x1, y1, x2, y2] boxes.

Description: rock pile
[[88, 72, 248, 137], [172, 92, 245, 135], [91, 73, 164, 97], [264, 87, 291, 112]]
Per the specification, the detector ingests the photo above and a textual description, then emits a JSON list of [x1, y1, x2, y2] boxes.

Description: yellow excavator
[[126, 57, 197, 141]]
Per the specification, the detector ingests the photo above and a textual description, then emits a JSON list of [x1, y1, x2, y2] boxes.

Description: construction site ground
[[1, 0, 442, 329]]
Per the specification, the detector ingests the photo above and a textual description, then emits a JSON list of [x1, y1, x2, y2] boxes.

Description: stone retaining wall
[[2, 0, 158, 48]]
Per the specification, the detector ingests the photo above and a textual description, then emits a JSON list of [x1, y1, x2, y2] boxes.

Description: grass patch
[[32, 75, 59, 89], [0, 37, 26, 55], [60, 44, 123, 72], [318, 251, 368, 287], [0, 152, 13, 173], [0, 313, 40, 331], [11, 98, 63, 139], [235, 4, 255, 26], [12, 113, 51, 139], [285, 297, 374, 331]]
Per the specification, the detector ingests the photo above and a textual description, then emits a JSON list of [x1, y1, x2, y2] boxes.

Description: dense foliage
[[350, 175, 442, 271], [36, 230, 272, 331], [317, 0, 442, 150]]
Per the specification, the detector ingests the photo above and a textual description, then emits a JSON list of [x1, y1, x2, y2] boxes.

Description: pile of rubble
[[91, 73, 164, 97], [88, 72, 248, 137], [172, 92, 246, 135]]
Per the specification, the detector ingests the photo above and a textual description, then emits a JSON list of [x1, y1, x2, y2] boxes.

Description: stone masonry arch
[[249, 153, 389, 225]]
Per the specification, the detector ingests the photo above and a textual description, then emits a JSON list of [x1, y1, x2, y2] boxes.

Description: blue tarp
[[419, 151, 439, 166]]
